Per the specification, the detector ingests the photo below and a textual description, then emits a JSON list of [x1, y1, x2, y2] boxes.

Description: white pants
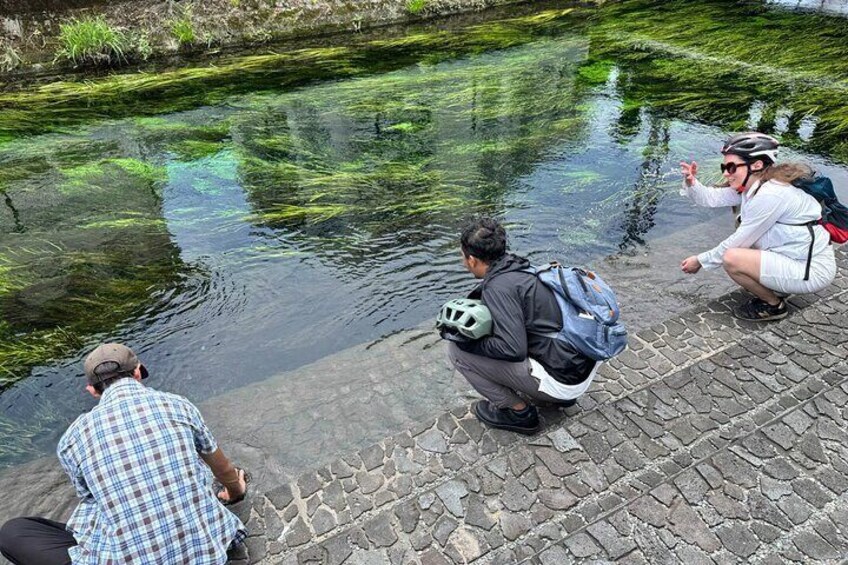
[[759, 245, 836, 295]]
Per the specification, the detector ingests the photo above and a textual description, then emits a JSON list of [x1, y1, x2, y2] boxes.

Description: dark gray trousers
[[447, 342, 561, 409], [0, 517, 74, 565]]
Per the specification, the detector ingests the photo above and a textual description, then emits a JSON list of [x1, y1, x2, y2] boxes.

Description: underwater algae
[[0, 151, 183, 388], [229, 34, 598, 243], [0, 8, 581, 138], [584, 0, 848, 161]]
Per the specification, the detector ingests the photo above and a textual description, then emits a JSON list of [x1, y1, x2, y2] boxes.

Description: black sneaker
[[473, 400, 541, 435], [734, 297, 788, 322]]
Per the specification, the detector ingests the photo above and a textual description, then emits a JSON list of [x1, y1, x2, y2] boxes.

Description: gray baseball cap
[[84, 343, 149, 385]]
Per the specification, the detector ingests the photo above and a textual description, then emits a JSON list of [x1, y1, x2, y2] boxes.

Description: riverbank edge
[[0, 0, 602, 87], [1, 248, 845, 565]]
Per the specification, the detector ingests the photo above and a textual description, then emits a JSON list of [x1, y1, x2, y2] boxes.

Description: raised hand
[[680, 161, 698, 187]]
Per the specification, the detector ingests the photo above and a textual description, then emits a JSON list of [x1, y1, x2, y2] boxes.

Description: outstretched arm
[[201, 448, 246, 503]]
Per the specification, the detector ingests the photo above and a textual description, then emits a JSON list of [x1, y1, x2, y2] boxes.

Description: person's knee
[[0, 518, 26, 556], [722, 248, 743, 274]]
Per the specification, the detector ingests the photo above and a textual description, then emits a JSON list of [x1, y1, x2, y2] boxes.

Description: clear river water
[[1, 0, 847, 471]]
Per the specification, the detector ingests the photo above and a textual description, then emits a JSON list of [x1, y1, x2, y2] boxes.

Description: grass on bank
[[1, 43, 22, 73], [407, 0, 428, 15], [56, 16, 129, 66], [169, 12, 197, 46]]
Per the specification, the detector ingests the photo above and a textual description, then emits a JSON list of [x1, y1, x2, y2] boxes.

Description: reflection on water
[[1, 0, 848, 466]]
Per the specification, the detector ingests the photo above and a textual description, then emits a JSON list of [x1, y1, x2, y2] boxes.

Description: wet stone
[[461, 495, 494, 531], [538, 546, 570, 565], [359, 445, 385, 471], [629, 495, 668, 528], [502, 478, 536, 512], [548, 428, 581, 452], [792, 478, 831, 508], [751, 521, 782, 544], [778, 494, 813, 525], [715, 524, 760, 558], [508, 447, 534, 476], [267, 484, 294, 511], [536, 447, 576, 477], [445, 528, 485, 563], [286, 517, 312, 547], [394, 501, 419, 534], [565, 532, 601, 558], [417, 429, 449, 454], [793, 530, 840, 560], [668, 500, 721, 552], [433, 515, 458, 547], [363, 514, 397, 548], [763, 457, 799, 481], [435, 479, 468, 518], [760, 477, 793, 501], [298, 472, 323, 499], [500, 512, 531, 541], [355, 471, 384, 495], [674, 470, 709, 505]]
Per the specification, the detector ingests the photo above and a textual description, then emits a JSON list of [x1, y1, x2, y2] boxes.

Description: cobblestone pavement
[[222, 250, 848, 564]]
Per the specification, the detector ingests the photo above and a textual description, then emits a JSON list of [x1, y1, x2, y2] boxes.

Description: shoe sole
[[473, 402, 540, 435]]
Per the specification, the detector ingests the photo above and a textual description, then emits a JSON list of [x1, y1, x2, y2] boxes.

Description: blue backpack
[[523, 263, 627, 361]]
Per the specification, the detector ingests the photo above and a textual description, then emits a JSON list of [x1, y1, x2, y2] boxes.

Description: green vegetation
[[406, 0, 428, 15], [169, 12, 197, 45], [56, 16, 129, 66], [0, 43, 22, 73]]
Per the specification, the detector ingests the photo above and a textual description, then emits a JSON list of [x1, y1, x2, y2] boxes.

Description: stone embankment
[[223, 249, 848, 563], [0, 0, 538, 79]]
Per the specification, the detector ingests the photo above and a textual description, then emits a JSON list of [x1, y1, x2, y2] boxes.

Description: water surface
[[1, 0, 848, 467]]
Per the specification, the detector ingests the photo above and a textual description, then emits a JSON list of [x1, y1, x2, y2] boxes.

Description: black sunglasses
[[720, 162, 748, 174]]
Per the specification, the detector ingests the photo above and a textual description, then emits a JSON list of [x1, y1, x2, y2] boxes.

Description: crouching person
[[0, 343, 247, 565], [440, 217, 599, 435]]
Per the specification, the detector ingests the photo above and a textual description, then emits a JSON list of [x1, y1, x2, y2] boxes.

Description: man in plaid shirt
[[0, 343, 248, 564]]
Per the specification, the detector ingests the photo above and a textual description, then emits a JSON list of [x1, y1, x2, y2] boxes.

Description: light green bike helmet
[[436, 298, 493, 340]]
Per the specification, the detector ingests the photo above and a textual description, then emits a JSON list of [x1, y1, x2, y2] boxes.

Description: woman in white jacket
[[680, 132, 836, 321]]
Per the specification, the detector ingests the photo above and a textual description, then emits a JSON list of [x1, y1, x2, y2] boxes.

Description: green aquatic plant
[[56, 16, 129, 66], [110, 158, 168, 183], [168, 139, 226, 161]]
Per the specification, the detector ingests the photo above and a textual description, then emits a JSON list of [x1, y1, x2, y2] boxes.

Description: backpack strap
[[776, 220, 818, 281]]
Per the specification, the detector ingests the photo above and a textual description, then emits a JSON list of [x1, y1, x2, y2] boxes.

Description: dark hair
[[92, 375, 135, 394], [460, 217, 507, 263], [90, 361, 135, 394]]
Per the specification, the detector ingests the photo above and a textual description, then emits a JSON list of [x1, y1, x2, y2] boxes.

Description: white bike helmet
[[436, 298, 493, 340], [721, 132, 779, 164]]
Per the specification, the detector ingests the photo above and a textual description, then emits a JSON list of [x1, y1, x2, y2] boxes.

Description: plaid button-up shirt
[[58, 379, 247, 564]]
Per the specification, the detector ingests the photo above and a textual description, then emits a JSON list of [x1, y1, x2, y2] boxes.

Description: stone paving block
[[250, 272, 848, 564]]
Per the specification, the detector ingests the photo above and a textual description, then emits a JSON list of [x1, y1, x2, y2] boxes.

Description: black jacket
[[456, 253, 595, 385]]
